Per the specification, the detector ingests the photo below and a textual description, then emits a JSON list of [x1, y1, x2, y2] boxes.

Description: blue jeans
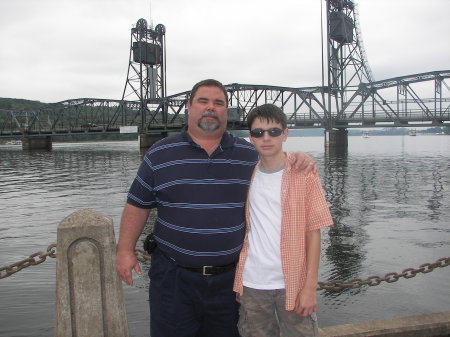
[[149, 248, 240, 337]]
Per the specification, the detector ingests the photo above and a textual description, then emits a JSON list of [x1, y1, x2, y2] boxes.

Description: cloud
[[0, 0, 449, 102]]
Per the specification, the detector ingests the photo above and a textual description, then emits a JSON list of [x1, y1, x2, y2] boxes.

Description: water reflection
[[319, 141, 450, 302], [427, 170, 444, 220], [322, 150, 367, 289]]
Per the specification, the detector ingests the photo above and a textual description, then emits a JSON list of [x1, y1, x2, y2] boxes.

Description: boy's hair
[[189, 79, 228, 107], [247, 104, 287, 130]]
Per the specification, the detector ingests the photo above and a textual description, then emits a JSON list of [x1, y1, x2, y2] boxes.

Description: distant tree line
[[0, 97, 50, 110], [0, 97, 139, 143], [352, 126, 449, 136]]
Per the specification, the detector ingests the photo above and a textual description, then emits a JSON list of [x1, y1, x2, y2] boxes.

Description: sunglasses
[[250, 128, 283, 138]]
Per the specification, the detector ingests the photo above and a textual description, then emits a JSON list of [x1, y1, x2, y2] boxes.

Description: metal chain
[[135, 249, 151, 262], [317, 257, 450, 291], [1, 244, 448, 292], [0, 243, 56, 279]]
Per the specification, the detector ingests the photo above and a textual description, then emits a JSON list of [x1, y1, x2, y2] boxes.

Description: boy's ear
[[283, 128, 289, 141]]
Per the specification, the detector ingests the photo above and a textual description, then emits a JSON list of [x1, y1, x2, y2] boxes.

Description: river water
[[0, 134, 449, 337]]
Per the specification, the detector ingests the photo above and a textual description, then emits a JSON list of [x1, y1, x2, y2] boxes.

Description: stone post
[[324, 129, 348, 152], [55, 209, 129, 337], [22, 136, 52, 150], [139, 132, 168, 148]]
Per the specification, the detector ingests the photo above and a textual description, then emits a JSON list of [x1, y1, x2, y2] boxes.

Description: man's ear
[[248, 132, 255, 144]]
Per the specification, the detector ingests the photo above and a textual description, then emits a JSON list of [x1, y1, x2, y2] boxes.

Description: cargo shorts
[[238, 287, 319, 337]]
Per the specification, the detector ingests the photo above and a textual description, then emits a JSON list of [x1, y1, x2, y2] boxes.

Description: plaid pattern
[[234, 153, 333, 310]]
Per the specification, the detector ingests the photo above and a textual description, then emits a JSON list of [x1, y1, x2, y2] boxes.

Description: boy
[[233, 104, 333, 337]]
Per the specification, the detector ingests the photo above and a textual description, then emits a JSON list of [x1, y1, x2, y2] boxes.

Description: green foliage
[[54, 133, 138, 142], [420, 126, 450, 135], [0, 97, 50, 111]]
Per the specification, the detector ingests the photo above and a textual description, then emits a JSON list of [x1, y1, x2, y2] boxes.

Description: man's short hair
[[189, 79, 228, 107], [247, 104, 287, 130]]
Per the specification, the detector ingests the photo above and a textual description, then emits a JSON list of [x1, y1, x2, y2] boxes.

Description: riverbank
[[320, 311, 450, 337]]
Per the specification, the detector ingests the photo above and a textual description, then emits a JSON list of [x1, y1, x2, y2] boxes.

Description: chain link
[[317, 257, 450, 291], [0, 243, 57, 279], [135, 249, 151, 262], [1, 244, 448, 292]]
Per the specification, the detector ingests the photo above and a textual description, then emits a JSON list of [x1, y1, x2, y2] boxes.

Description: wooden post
[[55, 209, 129, 337]]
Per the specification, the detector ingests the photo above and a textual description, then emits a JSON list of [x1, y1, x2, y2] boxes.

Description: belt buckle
[[202, 266, 213, 276]]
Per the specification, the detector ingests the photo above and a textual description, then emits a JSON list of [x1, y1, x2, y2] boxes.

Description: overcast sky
[[0, 0, 448, 103]]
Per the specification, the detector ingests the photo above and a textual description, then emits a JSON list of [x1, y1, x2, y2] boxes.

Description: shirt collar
[[182, 130, 235, 149]]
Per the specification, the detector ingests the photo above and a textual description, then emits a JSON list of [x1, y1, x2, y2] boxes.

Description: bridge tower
[[324, 0, 374, 148], [121, 18, 167, 126]]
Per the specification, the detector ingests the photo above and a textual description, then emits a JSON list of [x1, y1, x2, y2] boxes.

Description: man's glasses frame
[[250, 127, 284, 138]]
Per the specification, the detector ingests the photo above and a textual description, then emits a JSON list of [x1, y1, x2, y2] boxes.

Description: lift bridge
[[1, 0, 449, 149]]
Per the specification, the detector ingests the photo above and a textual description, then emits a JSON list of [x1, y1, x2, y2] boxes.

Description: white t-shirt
[[242, 167, 285, 290]]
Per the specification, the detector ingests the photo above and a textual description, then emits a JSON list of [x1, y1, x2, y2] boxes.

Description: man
[[116, 79, 316, 337]]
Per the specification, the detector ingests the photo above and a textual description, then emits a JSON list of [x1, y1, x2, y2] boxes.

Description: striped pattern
[[234, 153, 334, 310], [154, 178, 249, 191], [127, 131, 258, 267], [156, 217, 245, 234]]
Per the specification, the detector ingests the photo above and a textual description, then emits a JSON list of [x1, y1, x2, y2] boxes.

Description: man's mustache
[[201, 111, 219, 120]]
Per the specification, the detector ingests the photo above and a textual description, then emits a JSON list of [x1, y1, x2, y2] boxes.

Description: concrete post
[[22, 136, 52, 150], [325, 129, 348, 151], [139, 132, 168, 148], [55, 209, 129, 337]]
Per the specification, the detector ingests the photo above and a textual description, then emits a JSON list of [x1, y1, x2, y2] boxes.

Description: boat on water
[[362, 131, 369, 138], [409, 129, 417, 136]]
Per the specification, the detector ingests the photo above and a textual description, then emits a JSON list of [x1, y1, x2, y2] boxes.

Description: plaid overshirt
[[233, 152, 334, 310]]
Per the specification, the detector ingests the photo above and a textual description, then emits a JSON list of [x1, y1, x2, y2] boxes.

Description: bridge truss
[[1, 70, 449, 138]]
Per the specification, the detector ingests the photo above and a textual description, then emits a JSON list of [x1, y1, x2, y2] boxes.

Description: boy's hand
[[294, 288, 317, 317], [291, 152, 317, 174]]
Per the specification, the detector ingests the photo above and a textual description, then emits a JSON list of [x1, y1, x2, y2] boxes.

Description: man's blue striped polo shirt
[[127, 130, 258, 267]]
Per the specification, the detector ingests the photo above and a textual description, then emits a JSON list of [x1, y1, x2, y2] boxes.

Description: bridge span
[[1, 70, 449, 139]]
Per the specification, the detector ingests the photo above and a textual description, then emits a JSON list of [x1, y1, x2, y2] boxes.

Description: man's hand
[[294, 287, 317, 317], [291, 152, 317, 174], [115, 204, 149, 285], [116, 249, 142, 286]]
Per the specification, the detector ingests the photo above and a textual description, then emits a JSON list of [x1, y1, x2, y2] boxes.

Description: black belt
[[157, 248, 236, 276], [180, 263, 236, 276]]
